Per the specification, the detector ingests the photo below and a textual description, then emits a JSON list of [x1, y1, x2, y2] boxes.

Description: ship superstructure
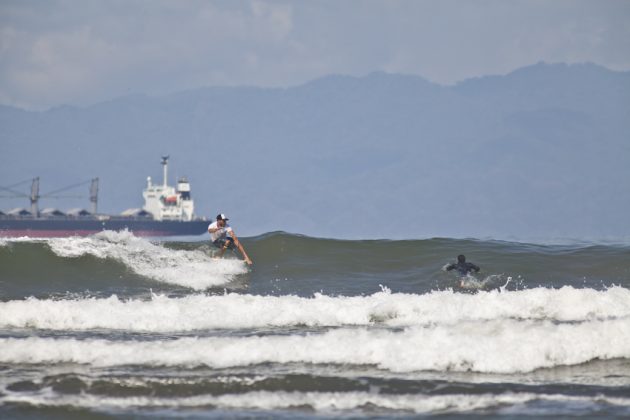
[[142, 156, 195, 221]]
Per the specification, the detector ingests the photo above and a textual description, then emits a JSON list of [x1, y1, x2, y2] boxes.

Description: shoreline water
[[1, 231, 629, 418]]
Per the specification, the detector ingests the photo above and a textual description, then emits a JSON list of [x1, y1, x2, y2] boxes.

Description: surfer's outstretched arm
[[230, 231, 253, 266]]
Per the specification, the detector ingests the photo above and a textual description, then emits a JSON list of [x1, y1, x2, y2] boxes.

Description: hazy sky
[[1, 0, 629, 110]]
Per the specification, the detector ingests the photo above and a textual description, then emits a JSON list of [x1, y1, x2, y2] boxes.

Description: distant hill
[[1, 62, 629, 239]]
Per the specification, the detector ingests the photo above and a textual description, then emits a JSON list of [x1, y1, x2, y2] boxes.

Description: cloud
[[0, 0, 629, 109], [0, 0, 297, 108]]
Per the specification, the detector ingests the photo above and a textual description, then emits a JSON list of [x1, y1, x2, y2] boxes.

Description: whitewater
[[1, 231, 629, 418]]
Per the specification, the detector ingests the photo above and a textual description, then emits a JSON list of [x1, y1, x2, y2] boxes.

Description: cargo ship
[[0, 157, 208, 237]]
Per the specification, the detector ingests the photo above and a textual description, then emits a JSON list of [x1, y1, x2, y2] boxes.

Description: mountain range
[[1, 62, 629, 239]]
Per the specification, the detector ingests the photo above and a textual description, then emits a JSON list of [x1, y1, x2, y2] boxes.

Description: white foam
[[2, 390, 630, 414], [45, 230, 247, 289], [2, 316, 629, 373], [1, 286, 629, 332], [0, 236, 46, 246]]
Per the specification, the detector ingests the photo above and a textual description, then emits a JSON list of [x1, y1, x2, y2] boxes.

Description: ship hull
[[0, 218, 209, 238]]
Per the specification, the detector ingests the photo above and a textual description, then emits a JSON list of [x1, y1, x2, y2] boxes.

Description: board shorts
[[213, 237, 235, 249]]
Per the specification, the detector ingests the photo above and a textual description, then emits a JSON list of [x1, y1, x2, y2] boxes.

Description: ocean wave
[[3, 390, 630, 414], [1, 286, 629, 332], [2, 316, 629, 373], [42, 230, 247, 289], [3, 232, 630, 296]]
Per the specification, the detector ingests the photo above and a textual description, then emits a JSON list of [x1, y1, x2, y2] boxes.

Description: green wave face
[[1, 232, 629, 300]]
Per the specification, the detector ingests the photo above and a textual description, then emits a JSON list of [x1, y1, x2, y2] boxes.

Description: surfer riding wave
[[208, 214, 253, 265]]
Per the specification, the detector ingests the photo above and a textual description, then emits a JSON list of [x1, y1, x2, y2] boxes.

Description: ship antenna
[[90, 178, 99, 214], [161, 155, 169, 188], [30, 177, 40, 217]]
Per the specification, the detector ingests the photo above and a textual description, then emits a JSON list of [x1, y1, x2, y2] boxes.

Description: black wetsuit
[[446, 261, 480, 276]]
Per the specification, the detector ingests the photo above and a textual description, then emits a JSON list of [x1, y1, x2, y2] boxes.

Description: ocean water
[[1, 231, 629, 419]]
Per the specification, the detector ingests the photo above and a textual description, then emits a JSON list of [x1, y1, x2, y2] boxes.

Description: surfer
[[445, 254, 480, 287], [445, 254, 480, 276], [208, 213, 253, 265]]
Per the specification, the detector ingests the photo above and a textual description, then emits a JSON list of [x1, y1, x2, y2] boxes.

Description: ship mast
[[90, 178, 99, 214], [161, 155, 169, 188], [30, 177, 40, 217]]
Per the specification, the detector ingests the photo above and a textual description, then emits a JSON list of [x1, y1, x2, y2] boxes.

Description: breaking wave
[[3, 391, 630, 415], [1, 231, 247, 290], [1, 286, 629, 332], [2, 315, 629, 374]]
